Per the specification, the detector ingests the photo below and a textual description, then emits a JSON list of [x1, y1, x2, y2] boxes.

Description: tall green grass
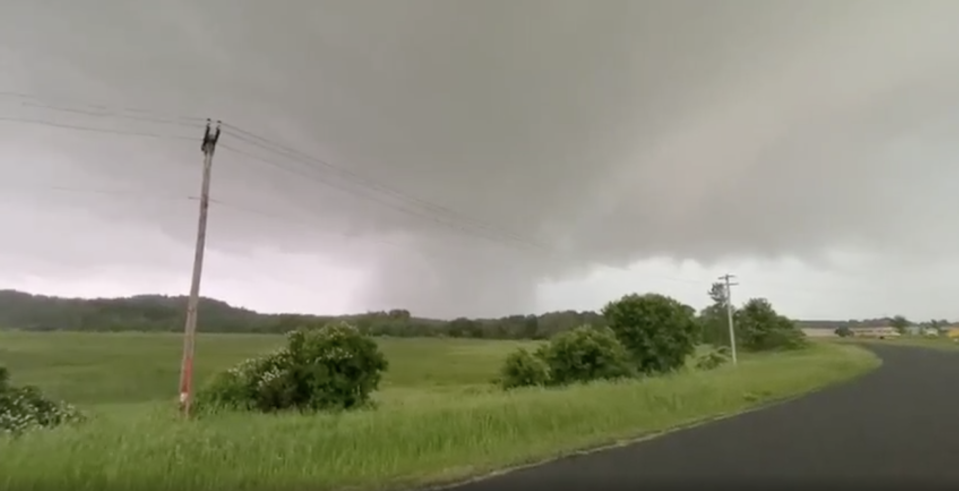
[[0, 332, 878, 491], [0, 331, 538, 404]]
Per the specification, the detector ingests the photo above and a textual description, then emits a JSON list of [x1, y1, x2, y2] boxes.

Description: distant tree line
[[0, 289, 952, 340], [0, 290, 599, 339], [801, 316, 954, 331]]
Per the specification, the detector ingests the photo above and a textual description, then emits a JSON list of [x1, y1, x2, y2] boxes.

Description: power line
[[19, 100, 203, 129], [0, 184, 194, 201], [217, 142, 545, 251], [221, 133, 550, 251], [216, 142, 499, 244], [0, 182, 412, 250], [220, 124, 551, 251], [207, 198, 407, 249], [0, 115, 196, 140], [0, 182, 499, 253], [0, 90, 207, 123], [0, 114, 538, 252]]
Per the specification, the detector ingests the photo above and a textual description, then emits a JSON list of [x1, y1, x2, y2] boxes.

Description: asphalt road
[[443, 344, 959, 490]]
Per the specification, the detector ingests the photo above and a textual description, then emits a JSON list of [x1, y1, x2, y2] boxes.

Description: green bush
[[736, 298, 808, 351], [694, 347, 730, 371], [197, 321, 389, 413], [497, 348, 550, 390], [602, 293, 699, 375], [834, 326, 853, 338], [496, 325, 633, 390], [0, 366, 83, 436], [538, 325, 633, 386]]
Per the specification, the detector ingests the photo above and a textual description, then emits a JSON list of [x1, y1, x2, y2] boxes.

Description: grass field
[[849, 336, 959, 352], [0, 330, 879, 491]]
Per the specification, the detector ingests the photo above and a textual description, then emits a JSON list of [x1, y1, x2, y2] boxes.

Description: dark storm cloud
[[2, 0, 959, 317]]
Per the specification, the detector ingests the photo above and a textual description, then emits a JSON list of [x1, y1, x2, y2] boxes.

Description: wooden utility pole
[[719, 273, 739, 365], [178, 119, 221, 417]]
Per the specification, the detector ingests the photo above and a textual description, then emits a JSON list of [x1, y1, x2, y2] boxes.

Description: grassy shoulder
[[0, 341, 879, 491]]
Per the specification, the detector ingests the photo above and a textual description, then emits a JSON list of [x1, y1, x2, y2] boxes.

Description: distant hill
[[0, 289, 453, 335], [0, 289, 269, 332], [0, 289, 589, 339], [0, 289, 934, 339]]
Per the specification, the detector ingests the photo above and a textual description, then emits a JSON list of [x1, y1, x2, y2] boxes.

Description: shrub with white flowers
[[0, 366, 83, 436], [196, 321, 389, 413]]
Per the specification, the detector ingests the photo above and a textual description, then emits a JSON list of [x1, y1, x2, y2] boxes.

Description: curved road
[[446, 345, 959, 489]]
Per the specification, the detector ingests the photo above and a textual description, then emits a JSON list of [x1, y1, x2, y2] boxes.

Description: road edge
[[413, 344, 882, 491]]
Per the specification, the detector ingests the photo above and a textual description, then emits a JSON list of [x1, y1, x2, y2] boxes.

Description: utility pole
[[719, 273, 739, 365], [178, 119, 221, 418]]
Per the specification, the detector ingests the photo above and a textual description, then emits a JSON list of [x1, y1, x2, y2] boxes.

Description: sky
[[1, 0, 959, 322]]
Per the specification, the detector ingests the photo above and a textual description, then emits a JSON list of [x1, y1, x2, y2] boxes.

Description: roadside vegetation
[[0, 287, 880, 491]]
